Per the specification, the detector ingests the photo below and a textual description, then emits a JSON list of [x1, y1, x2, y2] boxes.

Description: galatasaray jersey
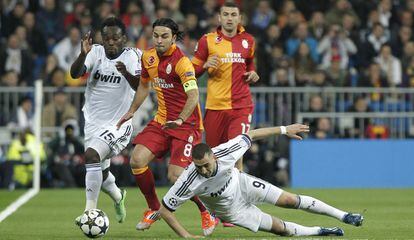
[[162, 134, 252, 216], [192, 26, 255, 110], [141, 44, 203, 130], [83, 45, 141, 126]]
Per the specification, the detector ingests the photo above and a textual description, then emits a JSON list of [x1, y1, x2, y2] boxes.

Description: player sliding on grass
[[71, 17, 142, 225], [160, 124, 364, 238]]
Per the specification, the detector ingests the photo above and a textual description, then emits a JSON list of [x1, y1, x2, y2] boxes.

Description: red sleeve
[[246, 36, 256, 72], [191, 35, 209, 77], [141, 57, 150, 83]]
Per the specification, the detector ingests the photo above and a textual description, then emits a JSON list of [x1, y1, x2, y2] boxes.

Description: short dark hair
[[220, 1, 241, 13], [101, 17, 126, 35], [192, 143, 212, 160], [152, 18, 184, 41]]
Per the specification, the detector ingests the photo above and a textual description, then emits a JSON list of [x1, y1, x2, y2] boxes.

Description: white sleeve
[[84, 45, 100, 72], [212, 134, 252, 163], [126, 48, 142, 76], [162, 168, 197, 211]]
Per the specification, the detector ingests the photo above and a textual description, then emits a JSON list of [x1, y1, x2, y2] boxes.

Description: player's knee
[[130, 147, 150, 168], [269, 217, 289, 236], [85, 148, 100, 164], [276, 192, 298, 208], [130, 156, 144, 168]]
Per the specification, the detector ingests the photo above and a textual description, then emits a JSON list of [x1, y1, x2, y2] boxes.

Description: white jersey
[[83, 45, 141, 126], [162, 134, 252, 216]]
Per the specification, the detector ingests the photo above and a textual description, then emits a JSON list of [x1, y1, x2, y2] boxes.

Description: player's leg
[[101, 166, 126, 223], [98, 123, 133, 223], [227, 108, 253, 171], [259, 213, 344, 236], [131, 122, 169, 230], [169, 135, 217, 236], [130, 144, 161, 230], [84, 147, 103, 210], [275, 191, 363, 226]]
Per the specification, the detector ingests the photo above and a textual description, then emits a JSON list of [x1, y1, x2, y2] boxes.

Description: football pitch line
[[0, 188, 38, 223]]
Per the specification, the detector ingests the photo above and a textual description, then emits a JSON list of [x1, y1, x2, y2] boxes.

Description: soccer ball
[[79, 209, 109, 238]]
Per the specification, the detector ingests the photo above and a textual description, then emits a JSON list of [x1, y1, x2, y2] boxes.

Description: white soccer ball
[[79, 209, 109, 238]]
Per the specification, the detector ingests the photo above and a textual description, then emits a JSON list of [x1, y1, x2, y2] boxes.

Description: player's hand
[[81, 31, 92, 55], [243, 71, 259, 84], [285, 124, 309, 140], [203, 55, 220, 70], [163, 118, 184, 129], [115, 61, 128, 76], [116, 112, 134, 129]]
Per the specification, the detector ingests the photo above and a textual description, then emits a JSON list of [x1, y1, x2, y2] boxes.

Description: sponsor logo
[[93, 70, 121, 83], [210, 176, 232, 197], [242, 39, 248, 49], [220, 52, 245, 64], [166, 63, 172, 74], [188, 135, 194, 143], [180, 158, 189, 162], [152, 77, 174, 89]]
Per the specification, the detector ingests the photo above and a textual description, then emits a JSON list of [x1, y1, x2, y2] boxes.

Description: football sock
[[101, 171, 122, 203], [190, 196, 207, 212], [85, 163, 103, 210], [283, 221, 321, 236], [132, 167, 160, 210], [297, 195, 347, 220]]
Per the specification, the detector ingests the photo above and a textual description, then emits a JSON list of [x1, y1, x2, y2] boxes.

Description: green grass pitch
[[0, 188, 413, 239]]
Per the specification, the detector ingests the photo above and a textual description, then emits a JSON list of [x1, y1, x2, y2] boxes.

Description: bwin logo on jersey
[[94, 70, 121, 84], [210, 176, 232, 197]]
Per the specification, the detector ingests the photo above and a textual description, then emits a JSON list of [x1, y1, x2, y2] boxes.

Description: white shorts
[[222, 173, 283, 232], [84, 121, 133, 169]]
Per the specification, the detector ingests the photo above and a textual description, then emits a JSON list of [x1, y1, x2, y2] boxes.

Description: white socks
[[101, 171, 122, 203], [85, 163, 102, 210], [284, 221, 321, 236], [298, 195, 347, 220]]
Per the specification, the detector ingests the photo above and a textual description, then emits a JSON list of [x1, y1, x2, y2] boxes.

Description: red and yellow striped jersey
[[141, 44, 203, 130], [192, 26, 256, 110]]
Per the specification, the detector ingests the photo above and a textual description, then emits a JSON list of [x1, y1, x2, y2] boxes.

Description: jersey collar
[[161, 44, 177, 57], [217, 25, 245, 40], [210, 161, 218, 177], [106, 48, 125, 60]]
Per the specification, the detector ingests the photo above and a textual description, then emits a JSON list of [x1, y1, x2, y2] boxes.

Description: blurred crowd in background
[[1, 0, 414, 190]]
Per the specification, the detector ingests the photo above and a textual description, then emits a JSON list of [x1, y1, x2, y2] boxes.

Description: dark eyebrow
[[194, 163, 208, 168]]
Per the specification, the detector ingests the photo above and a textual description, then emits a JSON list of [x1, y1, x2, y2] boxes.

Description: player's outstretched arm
[[159, 206, 203, 238], [247, 124, 309, 141], [116, 80, 150, 129], [70, 31, 92, 78]]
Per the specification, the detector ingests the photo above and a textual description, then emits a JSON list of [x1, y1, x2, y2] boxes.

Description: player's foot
[[343, 213, 364, 227], [114, 189, 127, 223], [222, 221, 235, 227], [318, 227, 344, 236], [201, 211, 218, 236], [75, 214, 82, 227], [136, 209, 161, 230]]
